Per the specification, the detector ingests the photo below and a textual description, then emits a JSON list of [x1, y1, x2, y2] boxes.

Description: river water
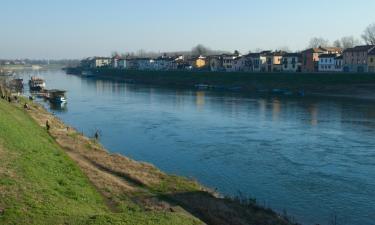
[[18, 70, 375, 225]]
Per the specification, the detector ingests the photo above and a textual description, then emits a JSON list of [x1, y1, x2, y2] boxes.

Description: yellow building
[[368, 49, 375, 73], [194, 56, 207, 68]]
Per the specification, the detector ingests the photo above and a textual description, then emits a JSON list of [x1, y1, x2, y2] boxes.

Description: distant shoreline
[[66, 67, 375, 101]]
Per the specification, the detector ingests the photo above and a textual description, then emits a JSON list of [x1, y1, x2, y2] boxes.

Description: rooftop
[[344, 45, 375, 52], [319, 53, 339, 58]]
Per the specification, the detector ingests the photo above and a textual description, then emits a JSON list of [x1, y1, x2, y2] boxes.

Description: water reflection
[[308, 104, 319, 126], [272, 99, 281, 121], [196, 91, 205, 108]]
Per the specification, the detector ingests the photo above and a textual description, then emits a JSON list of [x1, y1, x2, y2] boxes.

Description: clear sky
[[1, 0, 375, 59]]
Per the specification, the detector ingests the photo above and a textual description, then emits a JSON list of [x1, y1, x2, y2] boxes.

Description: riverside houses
[[244, 53, 266, 72], [301, 47, 342, 72], [335, 55, 344, 72], [154, 57, 177, 71], [222, 54, 239, 72], [136, 58, 155, 70], [118, 59, 128, 69], [192, 56, 208, 69], [228, 56, 246, 72], [91, 57, 111, 68], [318, 54, 340, 72], [282, 53, 301, 72], [209, 56, 224, 72], [343, 45, 375, 72], [369, 48, 375, 73], [111, 55, 122, 68], [81, 57, 111, 68]]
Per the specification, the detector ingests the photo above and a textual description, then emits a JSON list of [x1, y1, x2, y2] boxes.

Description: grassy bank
[[0, 92, 297, 225], [89, 68, 375, 99], [0, 99, 202, 225]]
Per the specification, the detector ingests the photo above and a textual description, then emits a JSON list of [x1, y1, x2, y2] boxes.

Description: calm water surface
[[19, 70, 375, 225]]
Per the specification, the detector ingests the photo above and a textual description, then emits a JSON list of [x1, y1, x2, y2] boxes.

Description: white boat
[[29, 77, 46, 91]]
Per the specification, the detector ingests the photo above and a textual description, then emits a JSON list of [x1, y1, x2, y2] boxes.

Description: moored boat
[[29, 77, 46, 91], [46, 89, 67, 103]]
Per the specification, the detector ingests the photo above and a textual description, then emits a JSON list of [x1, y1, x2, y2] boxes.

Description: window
[[371, 57, 374, 63]]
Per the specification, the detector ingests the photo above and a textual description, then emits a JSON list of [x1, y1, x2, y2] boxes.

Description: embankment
[[87, 68, 375, 100], [0, 92, 297, 224]]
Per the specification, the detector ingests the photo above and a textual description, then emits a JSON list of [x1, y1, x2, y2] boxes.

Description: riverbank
[[77, 68, 375, 101], [0, 92, 297, 224]]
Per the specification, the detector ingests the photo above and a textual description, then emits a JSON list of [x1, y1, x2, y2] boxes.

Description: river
[[18, 69, 375, 225]]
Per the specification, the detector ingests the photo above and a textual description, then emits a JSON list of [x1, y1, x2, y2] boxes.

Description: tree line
[[308, 23, 375, 49]]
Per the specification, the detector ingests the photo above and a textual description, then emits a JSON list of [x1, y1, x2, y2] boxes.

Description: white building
[[209, 56, 224, 72], [89, 57, 111, 68], [282, 53, 301, 72], [334, 55, 343, 72], [230, 57, 246, 72], [319, 54, 341, 72], [222, 54, 238, 72]]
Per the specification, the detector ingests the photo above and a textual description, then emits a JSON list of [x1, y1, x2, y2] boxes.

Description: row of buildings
[[82, 45, 375, 73]]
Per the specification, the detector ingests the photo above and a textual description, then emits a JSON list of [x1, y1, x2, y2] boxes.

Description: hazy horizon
[[1, 0, 375, 59]]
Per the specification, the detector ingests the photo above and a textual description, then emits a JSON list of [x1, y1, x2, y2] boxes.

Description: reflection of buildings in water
[[308, 104, 319, 126], [174, 90, 186, 109], [94, 80, 127, 94], [272, 99, 281, 121], [258, 99, 267, 120], [196, 91, 205, 108]]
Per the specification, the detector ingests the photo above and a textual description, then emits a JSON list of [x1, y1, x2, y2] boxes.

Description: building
[[135, 58, 155, 70], [222, 54, 239, 72], [270, 51, 285, 72], [117, 59, 128, 69], [228, 56, 246, 72], [282, 53, 301, 72], [243, 53, 267, 72], [260, 51, 285, 72], [209, 56, 224, 72], [154, 57, 177, 71], [343, 45, 375, 73], [301, 47, 342, 72], [89, 57, 111, 68], [318, 54, 339, 72], [193, 56, 208, 69], [334, 55, 344, 72], [111, 55, 122, 68], [369, 48, 375, 73]]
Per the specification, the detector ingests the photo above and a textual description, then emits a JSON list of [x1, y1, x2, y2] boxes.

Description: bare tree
[[362, 23, 375, 45], [191, 44, 210, 56], [333, 40, 342, 48], [308, 37, 330, 48], [334, 36, 362, 49], [341, 36, 362, 49]]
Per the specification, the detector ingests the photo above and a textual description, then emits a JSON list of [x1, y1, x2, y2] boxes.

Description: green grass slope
[[0, 99, 201, 225]]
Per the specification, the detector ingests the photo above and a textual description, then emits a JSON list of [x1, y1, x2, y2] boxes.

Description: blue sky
[[1, 0, 375, 59]]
